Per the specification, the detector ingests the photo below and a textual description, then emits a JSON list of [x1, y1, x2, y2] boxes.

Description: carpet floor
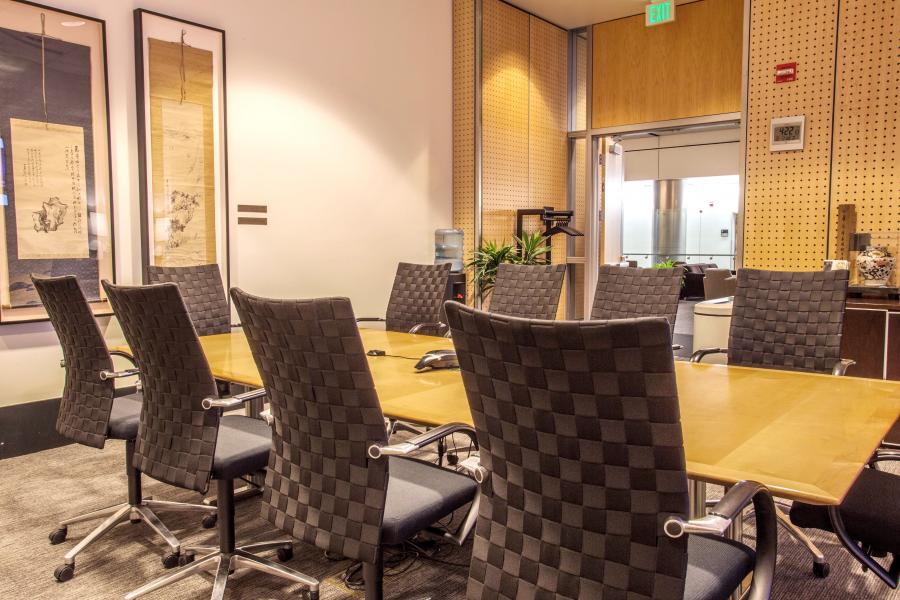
[[0, 440, 894, 599]]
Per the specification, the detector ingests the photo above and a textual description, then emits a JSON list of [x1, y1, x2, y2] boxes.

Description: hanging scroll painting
[[135, 10, 229, 285], [0, 1, 115, 323]]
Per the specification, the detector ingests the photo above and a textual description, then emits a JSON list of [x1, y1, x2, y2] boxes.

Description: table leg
[[688, 479, 707, 519]]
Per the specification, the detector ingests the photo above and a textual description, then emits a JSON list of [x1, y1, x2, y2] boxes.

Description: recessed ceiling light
[[61, 20, 86, 27]]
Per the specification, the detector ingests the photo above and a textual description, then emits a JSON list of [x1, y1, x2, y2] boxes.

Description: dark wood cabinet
[[841, 299, 900, 381], [887, 314, 900, 381]]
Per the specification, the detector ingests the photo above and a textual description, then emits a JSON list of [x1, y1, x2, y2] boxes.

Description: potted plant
[[467, 232, 551, 305]]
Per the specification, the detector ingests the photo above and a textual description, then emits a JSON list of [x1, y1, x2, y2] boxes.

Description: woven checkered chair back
[[103, 281, 220, 493], [146, 264, 230, 336], [446, 302, 690, 600], [33, 275, 116, 449], [728, 269, 849, 373], [488, 263, 566, 320], [231, 289, 389, 564], [591, 265, 682, 326], [385, 262, 451, 333]]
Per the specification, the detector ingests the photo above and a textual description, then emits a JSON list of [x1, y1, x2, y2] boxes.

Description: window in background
[[622, 175, 739, 269]]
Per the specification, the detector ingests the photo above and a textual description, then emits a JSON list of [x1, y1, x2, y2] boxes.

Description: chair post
[[363, 548, 384, 600], [126, 440, 141, 507], [217, 479, 236, 554]]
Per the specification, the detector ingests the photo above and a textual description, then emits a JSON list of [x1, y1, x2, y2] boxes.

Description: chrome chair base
[[775, 506, 830, 577], [51, 497, 217, 581], [124, 542, 319, 600]]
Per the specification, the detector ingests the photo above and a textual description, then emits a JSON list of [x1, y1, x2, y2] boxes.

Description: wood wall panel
[[482, 0, 529, 246], [452, 0, 475, 300], [529, 17, 568, 267], [453, 0, 568, 313], [528, 16, 569, 318], [591, 0, 742, 129], [829, 0, 899, 258], [742, 0, 838, 270]]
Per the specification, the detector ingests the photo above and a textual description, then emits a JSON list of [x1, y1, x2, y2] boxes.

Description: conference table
[[125, 328, 900, 509]]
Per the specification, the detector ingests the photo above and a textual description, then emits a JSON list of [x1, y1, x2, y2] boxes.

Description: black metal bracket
[[515, 206, 583, 263], [828, 506, 898, 589]]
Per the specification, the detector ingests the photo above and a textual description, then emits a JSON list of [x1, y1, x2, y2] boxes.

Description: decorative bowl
[[857, 246, 896, 286]]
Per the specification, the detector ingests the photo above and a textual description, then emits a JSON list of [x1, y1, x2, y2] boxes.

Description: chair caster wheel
[[54, 564, 75, 582], [305, 590, 319, 600], [48, 527, 68, 545], [813, 561, 830, 578], [162, 552, 182, 569], [277, 544, 293, 562], [179, 553, 195, 567], [201, 514, 217, 529]]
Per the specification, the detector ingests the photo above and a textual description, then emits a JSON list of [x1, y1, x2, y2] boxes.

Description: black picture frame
[[133, 8, 230, 289], [0, 0, 116, 324]]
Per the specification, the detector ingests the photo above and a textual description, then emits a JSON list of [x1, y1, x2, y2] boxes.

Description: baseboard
[[0, 398, 71, 460]]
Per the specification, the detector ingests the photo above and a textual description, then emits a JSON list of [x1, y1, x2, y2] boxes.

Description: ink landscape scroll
[[0, 23, 102, 310], [148, 38, 216, 266], [136, 9, 228, 284]]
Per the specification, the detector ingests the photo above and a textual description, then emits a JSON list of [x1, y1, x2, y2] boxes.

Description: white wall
[[0, 0, 453, 408]]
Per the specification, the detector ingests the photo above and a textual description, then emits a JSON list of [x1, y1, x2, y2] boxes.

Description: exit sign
[[646, 1, 676, 27]]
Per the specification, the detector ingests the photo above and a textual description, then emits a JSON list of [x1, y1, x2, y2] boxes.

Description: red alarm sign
[[775, 62, 797, 83]]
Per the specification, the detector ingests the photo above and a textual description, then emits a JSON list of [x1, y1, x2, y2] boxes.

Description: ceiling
[[506, 0, 693, 30]]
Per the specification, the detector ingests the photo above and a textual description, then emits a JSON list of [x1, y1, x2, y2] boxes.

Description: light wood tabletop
[[116, 329, 900, 506]]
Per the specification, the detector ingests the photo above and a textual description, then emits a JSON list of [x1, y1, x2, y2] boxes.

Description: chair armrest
[[408, 322, 448, 335], [99, 368, 140, 381], [368, 422, 477, 459], [102, 350, 140, 380], [356, 317, 385, 323], [870, 448, 900, 465], [109, 350, 138, 367], [456, 455, 488, 483], [690, 348, 727, 363], [832, 358, 856, 377], [665, 481, 777, 600], [202, 388, 267, 410]]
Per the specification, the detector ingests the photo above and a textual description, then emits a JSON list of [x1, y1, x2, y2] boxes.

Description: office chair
[[102, 281, 318, 600], [32, 275, 216, 583], [445, 303, 777, 600], [703, 268, 737, 300], [357, 261, 452, 336], [231, 289, 480, 600], [146, 264, 231, 336], [591, 264, 682, 325], [692, 268, 852, 578], [487, 262, 566, 319], [790, 449, 900, 588], [147, 263, 262, 503]]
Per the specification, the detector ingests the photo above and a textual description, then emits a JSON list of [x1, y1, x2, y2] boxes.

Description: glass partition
[[622, 175, 739, 269]]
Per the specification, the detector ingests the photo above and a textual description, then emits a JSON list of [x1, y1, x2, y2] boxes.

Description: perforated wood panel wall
[[453, 0, 476, 297], [453, 0, 568, 311], [743, 0, 838, 270], [482, 0, 530, 245], [529, 17, 568, 266], [829, 0, 899, 256], [529, 16, 568, 317]]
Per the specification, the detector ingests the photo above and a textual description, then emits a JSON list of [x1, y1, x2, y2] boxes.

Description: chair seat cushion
[[685, 534, 755, 600], [106, 392, 142, 440], [790, 468, 900, 554], [211, 415, 272, 480], [381, 456, 478, 545]]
